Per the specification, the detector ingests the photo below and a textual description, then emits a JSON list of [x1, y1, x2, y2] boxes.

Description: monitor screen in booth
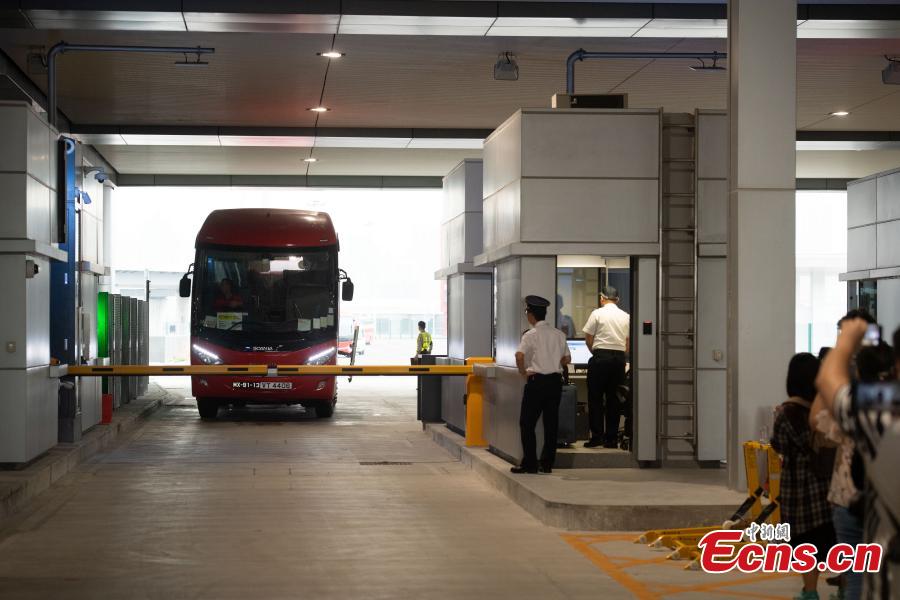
[[567, 340, 594, 367]]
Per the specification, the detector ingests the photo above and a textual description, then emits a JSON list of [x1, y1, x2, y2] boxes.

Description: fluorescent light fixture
[[303, 157, 318, 162], [219, 135, 314, 147], [314, 136, 410, 148], [407, 137, 483, 149], [830, 111, 850, 116], [308, 106, 330, 112], [318, 51, 344, 58], [120, 134, 220, 146]]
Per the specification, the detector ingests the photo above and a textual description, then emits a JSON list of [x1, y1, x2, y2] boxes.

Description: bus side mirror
[[179, 275, 192, 298], [342, 279, 354, 302]]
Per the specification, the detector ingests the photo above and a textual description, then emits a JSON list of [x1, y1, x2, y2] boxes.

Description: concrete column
[[727, 0, 797, 488]]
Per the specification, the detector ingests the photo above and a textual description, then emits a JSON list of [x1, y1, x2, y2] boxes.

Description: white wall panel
[[635, 256, 658, 462], [0, 255, 49, 370], [847, 225, 876, 271], [697, 370, 727, 461], [876, 220, 900, 269], [448, 274, 465, 358], [521, 112, 659, 179], [847, 179, 877, 228], [463, 161, 483, 213], [697, 179, 728, 243], [26, 110, 51, 188], [697, 258, 727, 369], [0, 173, 52, 245], [0, 105, 28, 172], [483, 112, 522, 199], [464, 212, 483, 264], [697, 112, 728, 180], [876, 170, 900, 222], [463, 274, 493, 358], [0, 366, 57, 463], [482, 180, 521, 252], [520, 178, 658, 243]]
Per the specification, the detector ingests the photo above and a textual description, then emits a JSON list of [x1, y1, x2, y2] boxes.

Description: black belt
[[527, 373, 562, 382], [592, 349, 625, 356]]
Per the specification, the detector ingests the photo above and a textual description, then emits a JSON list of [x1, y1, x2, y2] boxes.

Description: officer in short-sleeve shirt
[[512, 295, 571, 474], [582, 286, 630, 448]]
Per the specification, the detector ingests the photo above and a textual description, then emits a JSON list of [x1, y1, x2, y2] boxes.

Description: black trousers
[[586, 350, 626, 444], [519, 373, 563, 470]]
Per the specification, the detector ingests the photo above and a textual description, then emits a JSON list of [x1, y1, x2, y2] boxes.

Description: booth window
[[556, 256, 631, 339]]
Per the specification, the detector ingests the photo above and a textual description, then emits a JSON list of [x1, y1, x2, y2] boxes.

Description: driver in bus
[[214, 277, 244, 310]]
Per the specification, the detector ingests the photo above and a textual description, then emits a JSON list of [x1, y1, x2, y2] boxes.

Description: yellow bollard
[[464, 357, 493, 447]]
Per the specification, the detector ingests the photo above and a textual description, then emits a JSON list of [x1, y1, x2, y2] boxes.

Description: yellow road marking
[[563, 533, 792, 599]]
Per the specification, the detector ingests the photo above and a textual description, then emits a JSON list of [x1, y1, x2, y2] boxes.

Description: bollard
[[464, 357, 493, 447], [101, 393, 113, 424]]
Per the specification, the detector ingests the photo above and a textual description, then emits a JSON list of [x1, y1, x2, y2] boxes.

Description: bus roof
[[196, 209, 338, 248]]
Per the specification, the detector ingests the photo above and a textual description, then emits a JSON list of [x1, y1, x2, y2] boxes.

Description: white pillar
[[727, 0, 797, 488]]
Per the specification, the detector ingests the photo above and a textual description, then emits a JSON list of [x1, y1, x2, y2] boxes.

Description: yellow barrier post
[[743, 440, 764, 520], [464, 357, 493, 447]]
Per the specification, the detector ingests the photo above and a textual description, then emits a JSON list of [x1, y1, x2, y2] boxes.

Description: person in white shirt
[[582, 286, 630, 448], [512, 295, 571, 474]]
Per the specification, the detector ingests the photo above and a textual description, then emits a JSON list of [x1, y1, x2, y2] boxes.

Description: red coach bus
[[178, 209, 353, 419]]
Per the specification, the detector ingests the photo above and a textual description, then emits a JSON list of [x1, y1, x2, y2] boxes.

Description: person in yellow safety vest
[[416, 321, 433, 355]]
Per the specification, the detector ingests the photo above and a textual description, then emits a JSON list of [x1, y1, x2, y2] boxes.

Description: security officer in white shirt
[[512, 295, 572, 474], [582, 286, 630, 448]]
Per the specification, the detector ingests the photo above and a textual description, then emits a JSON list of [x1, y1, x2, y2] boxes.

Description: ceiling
[[3, 9, 900, 177]]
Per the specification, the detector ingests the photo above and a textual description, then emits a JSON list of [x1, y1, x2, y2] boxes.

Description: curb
[[427, 423, 737, 531]]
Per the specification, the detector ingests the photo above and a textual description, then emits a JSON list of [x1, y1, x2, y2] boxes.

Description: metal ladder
[[658, 113, 698, 462]]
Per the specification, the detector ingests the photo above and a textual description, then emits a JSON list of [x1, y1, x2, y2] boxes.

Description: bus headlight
[[192, 344, 223, 365], [306, 348, 335, 365]]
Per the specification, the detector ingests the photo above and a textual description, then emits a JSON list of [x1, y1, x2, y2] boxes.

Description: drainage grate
[[359, 461, 412, 466]]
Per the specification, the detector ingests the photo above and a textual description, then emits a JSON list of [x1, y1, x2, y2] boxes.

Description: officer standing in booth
[[582, 286, 630, 448], [512, 295, 572, 474]]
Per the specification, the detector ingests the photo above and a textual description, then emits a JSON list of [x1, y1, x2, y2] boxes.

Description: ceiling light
[[308, 106, 329, 112], [303, 157, 318, 163], [830, 111, 850, 117], [493, 52, 519, 81], [318, 51, 344, 59]]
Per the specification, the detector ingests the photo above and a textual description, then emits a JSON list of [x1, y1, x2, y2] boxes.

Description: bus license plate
[[232, 382, 293, 390]]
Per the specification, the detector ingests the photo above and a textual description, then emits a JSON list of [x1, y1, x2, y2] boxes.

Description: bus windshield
[[197, 247, 337, 339]]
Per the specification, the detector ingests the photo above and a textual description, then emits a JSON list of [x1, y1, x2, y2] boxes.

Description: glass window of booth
[[556, 256, 631, 339]]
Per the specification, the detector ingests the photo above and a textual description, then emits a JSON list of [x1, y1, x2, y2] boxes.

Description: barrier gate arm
[[66, 362, 491, 447], [65, 364, 476, 377]]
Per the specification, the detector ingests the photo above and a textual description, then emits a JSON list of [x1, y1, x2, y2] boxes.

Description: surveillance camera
[[87, 168, 108, 183]]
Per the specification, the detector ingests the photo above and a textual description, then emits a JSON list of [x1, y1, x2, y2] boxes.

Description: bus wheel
[[197, 399, 219, 420], [315, 400, 335, 419]]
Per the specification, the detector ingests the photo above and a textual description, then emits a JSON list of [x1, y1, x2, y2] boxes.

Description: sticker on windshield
[[204, 315, 217, 328], [313, 317, 321, 329], [217, 312, 245, 330], [297, 319, 311, 332], [326, 315, 334, 326]]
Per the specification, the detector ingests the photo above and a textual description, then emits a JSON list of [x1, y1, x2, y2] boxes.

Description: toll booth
[[435, 160, 492, 435], [843, 167, 900, 336], [474, 107, 729, 468]]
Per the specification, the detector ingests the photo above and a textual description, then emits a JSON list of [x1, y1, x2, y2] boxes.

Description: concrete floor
[[0, 376, 808, 599]]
